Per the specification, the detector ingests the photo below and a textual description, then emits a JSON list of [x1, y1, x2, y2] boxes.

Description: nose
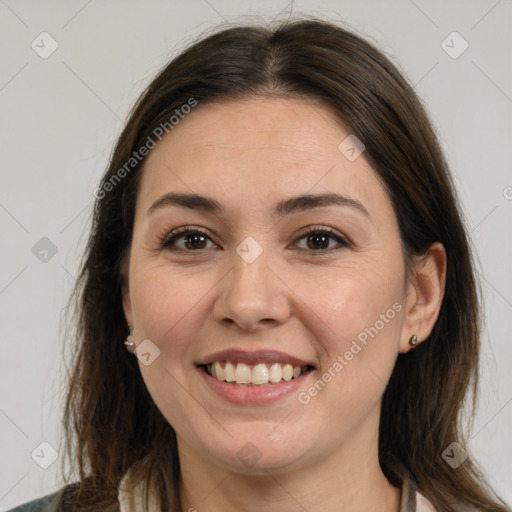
[[213, 248, 291, 332]]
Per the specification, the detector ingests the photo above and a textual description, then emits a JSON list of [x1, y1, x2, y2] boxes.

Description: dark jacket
[[5, 486, 120, 512], [6, 487, 65, 512]]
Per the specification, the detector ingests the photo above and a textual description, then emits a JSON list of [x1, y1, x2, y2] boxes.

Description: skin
[[122, 96, 446, 512]]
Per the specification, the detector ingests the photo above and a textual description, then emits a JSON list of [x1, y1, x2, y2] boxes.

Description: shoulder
[[5, 487, 66, 512], [4, 484, 121, 512], [6, 482, 123, 512]]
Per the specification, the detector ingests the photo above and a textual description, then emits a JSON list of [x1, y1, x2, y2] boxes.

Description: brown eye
[[160, 228, 217, 251], [180, 233, 209, 250], [306, 233, 330, 250], [294, 227, 349, 252]]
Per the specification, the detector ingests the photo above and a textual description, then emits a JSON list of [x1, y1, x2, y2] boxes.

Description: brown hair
[[60, 17, 510, 512]]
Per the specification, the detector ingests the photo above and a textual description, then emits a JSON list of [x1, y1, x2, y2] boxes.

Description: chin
[[195, 428, 313, 475]]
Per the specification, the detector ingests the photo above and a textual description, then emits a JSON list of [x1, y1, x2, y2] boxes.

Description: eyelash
[[157, 225, 350, 255]]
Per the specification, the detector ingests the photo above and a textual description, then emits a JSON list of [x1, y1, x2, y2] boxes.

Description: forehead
[[136, 96, 392, 221]]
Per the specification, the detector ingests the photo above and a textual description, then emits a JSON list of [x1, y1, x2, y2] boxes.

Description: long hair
[[60, 17, 510, 512]]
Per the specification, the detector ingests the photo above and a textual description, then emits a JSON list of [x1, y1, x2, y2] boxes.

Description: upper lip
[[195, 349, 315, 368]]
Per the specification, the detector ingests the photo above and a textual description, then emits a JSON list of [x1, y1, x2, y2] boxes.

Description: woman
[[8, 17, 510, 512]]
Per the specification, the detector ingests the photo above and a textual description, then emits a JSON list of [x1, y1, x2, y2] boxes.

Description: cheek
[[129, 261, 217, 353], [296, 257, 403, 345], [293, 260, 404, 405], [128, 264, 218, 432]]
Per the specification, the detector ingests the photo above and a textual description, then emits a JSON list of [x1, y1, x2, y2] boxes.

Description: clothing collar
[[401, 477, 438, 512]]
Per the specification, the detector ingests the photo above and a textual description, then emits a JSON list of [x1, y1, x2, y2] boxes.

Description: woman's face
[[123, 96, 416, 474]]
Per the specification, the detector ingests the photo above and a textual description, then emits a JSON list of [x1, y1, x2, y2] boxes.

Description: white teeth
[[251, 364, 269, 385], [282, 364, 293, 381], [224, 361, 236, 382], [206, 361, 308, 385], [269, 363, 282, 383], [234, 363, 251, 384], [213, 361, 224, 381]]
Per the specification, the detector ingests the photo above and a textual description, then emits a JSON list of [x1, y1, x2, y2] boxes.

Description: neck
[[177, 409, 401, 512]]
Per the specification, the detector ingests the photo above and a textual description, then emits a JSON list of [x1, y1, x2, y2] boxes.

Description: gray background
[[0, 0, 511, 509]]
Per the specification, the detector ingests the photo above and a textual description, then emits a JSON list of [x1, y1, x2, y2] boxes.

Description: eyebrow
[[147, 192, 370, 219]]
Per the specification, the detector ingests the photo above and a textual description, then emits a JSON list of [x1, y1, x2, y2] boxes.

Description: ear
[[399, 242, 447, 353], [120, 254, 133, 327]]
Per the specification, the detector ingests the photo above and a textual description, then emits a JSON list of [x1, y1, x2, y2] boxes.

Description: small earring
[[409, 334, 418, 346], [124, 325, 135, 352]]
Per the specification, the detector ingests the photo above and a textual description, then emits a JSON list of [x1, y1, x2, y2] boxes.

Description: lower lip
[[197, 366, 313, 405]]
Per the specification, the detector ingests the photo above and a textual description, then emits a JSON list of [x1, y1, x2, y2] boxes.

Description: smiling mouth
[[200, 361, 314, 386]]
